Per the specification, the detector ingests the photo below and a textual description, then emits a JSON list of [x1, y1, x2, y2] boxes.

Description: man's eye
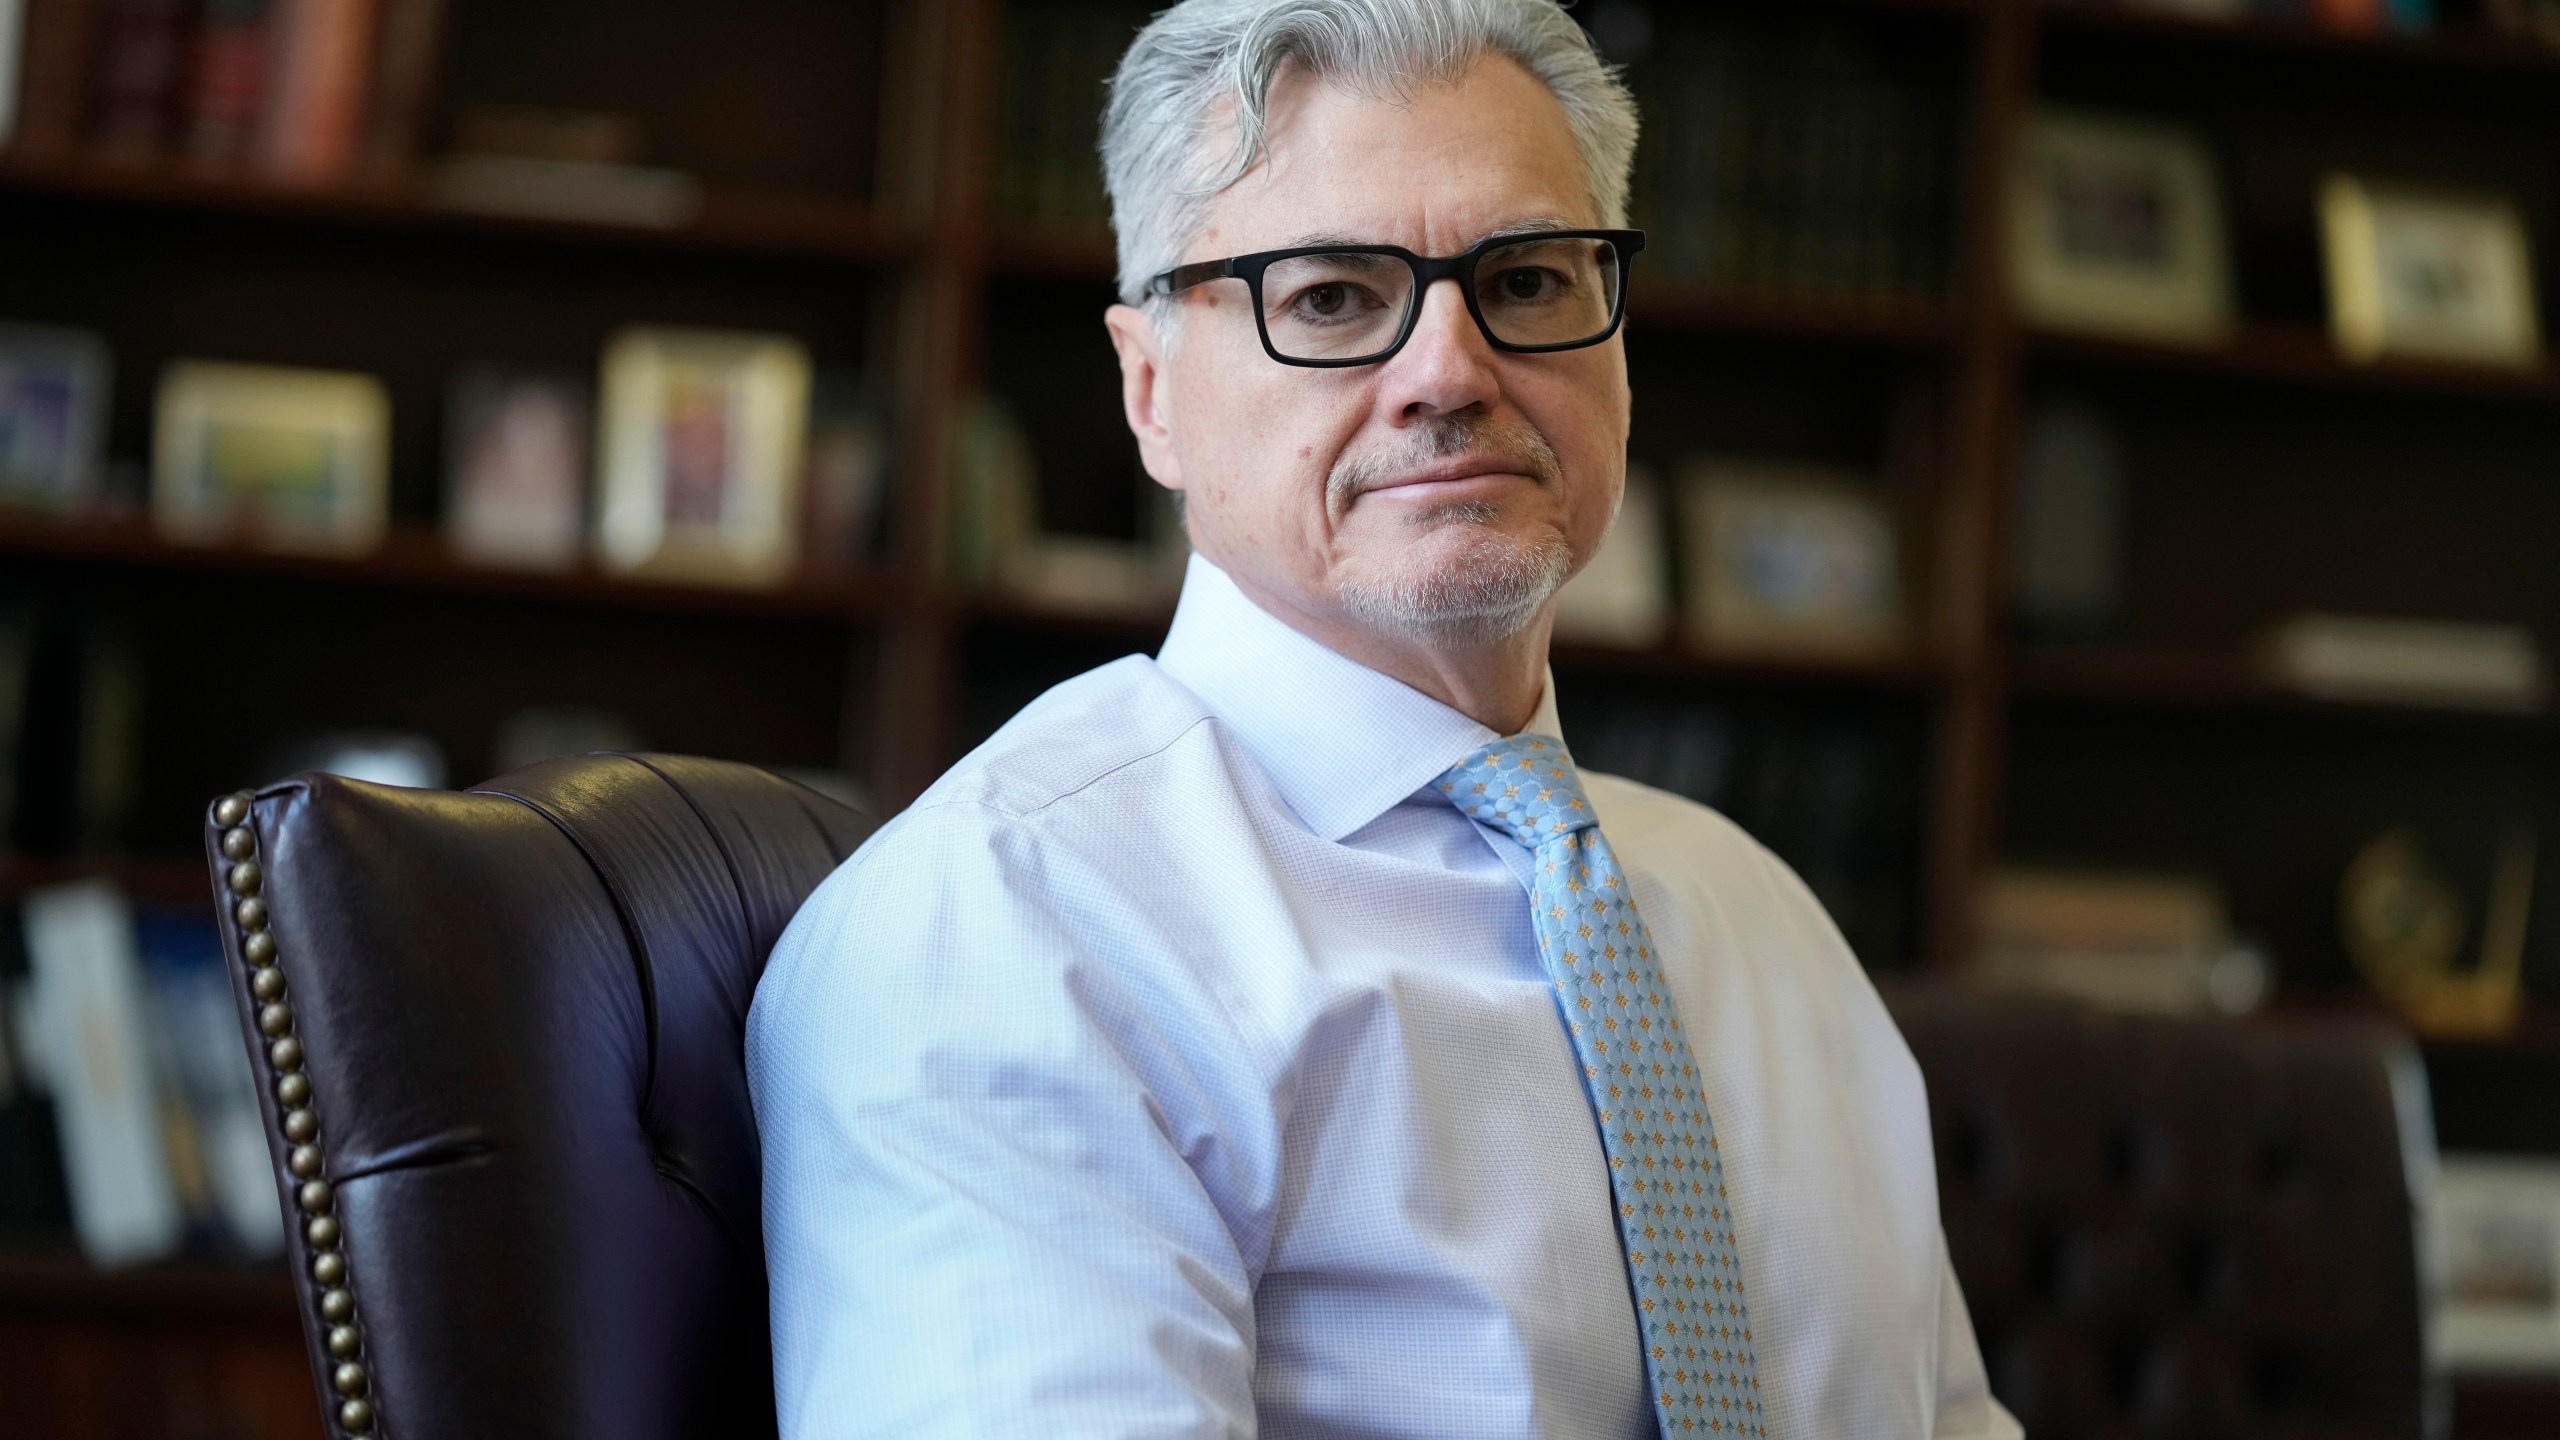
[[1492, 267, 1559, 301], [1290, 281, 1378, 319]]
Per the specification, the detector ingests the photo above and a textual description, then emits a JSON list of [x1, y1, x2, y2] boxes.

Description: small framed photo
[[0, 322, 113, 513], [595, 326, 810, 587], [152, 362, 390, 554], [1677, 456, 1905, 653], [2436, 1155, 2560, 1372], [445, 367, 590, 570], [2013, 110, 2233, 343], [2320, 174, 2543, 368]]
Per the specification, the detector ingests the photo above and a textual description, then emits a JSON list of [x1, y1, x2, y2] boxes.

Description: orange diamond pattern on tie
[[1439, 735, 1764, 1438]]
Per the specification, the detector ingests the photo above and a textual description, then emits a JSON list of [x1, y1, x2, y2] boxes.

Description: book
[[1628, 14, 1952, 302], [183, 0, 273, 166], [11, 0, 96, 157], [0, 0, 25, 148], [799, 371, 890, 579], [259, 0, 376, 182], [0, 903, 76, 1243], [1975, 866, 2269, 1015], [2260, 614, 2551, 710], [9, 610, 141, 853], [357, 0, 443, 176], [84, 0, 190, 158], [134, 905, 281, 1256], [18, 882, 184, 1266]]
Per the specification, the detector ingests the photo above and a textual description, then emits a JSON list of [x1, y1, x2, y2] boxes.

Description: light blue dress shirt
[[748, 555, 2020, 1439]]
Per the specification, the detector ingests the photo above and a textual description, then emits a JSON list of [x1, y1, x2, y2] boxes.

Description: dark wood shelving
[[0, 1249, 296, 1325], [2029, 323, 2560, 406], [0, 851, 214, 905], [0, 153, 916, 266], [2037, 3, 2560, 76], [2011, 647, 2560, 736], [0, 515, 909, 624], [983, 226, 1118, 280], [1634, 283, 1956, 352], [1556, 634, 1945, 691]]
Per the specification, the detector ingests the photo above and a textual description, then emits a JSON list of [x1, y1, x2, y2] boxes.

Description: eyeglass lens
[[1258, 236, 1625, 362]]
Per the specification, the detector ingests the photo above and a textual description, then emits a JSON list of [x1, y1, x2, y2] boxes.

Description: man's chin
[[1332, 524, 1573, 645]]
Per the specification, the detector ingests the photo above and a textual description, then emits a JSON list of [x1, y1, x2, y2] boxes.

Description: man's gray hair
[[1101, 0, 1639, 308]]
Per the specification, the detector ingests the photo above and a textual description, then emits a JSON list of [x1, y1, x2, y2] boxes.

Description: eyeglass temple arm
[[1148, 257, 1235, 298]]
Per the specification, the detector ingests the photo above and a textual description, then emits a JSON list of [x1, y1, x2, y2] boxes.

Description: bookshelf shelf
[[2036, 4, 2560, 77], [1556, 636, 1945, 691], [2028, 324, 2560, 407], [0, 1248, 296, 1324], [0, 851, 215, 905], [983, 227, 1120, 280], [0, 153, 917, 266], [0, 515, 909, 625], [2011, 647, 2560, 736]]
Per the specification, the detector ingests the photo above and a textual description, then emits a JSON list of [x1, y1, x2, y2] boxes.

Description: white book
[[2262, 614, 2551, 711], [21, 883, 185, 1267]]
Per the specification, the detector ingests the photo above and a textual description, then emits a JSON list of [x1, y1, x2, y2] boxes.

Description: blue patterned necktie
[[1439, 734, 1764, 1437]]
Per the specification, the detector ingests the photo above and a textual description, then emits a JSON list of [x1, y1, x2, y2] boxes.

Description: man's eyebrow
[[1267, 216, 1579, 252]]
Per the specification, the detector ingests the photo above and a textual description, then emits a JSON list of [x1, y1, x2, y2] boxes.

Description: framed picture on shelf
[[2437, 1155, 2560, 1372], [595, 326, 811, 588], [2320, 174, 2543, 369], [151, 361, 390, 554], [1676, 456, 1905, 653], [2013, 110, 2233, 344], [445, 367, 591, 571], [0, 322, 113, 513]]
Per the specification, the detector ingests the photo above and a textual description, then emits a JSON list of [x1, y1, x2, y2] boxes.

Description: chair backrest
[[1887, 987, 2440, 1440], [203, 753, 873, 1440]]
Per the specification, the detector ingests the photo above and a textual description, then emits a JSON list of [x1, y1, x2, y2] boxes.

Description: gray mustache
[[1326, 415, 1564, 508]]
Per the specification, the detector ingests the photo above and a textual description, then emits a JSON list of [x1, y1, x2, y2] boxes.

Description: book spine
[[355, 0, 438, 178], [11, 0, 97, 156], [83, 0, 192, 160], [258, 0, 371, 182], [179, 0, 265, 165]]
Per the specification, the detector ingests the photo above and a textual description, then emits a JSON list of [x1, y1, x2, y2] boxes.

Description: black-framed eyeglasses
[[1147, 228, 1645, 368]]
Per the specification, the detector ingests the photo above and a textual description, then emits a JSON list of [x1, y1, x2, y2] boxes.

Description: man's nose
[[1381, 278, 1501, 421]]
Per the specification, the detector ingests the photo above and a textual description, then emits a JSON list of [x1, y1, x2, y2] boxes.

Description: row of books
[[1574, 694, 1920, 970], [0, 0, 446, 179], [1623, 17, 1954, 302], [1, 880, 280, 1264], [987, 2, 1147, 239], [2048, 0, 2440, 32]]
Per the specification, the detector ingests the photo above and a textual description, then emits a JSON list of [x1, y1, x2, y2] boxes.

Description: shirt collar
[[1156, 554, 1565, 842]]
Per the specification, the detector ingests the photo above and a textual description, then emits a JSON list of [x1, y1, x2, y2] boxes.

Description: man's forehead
[[1192, 52, 1592, 258]]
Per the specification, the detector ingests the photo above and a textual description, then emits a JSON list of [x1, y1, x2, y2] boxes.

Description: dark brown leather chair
[[1889, 988, 2442, 1440], [201, 754, 872, 1440]]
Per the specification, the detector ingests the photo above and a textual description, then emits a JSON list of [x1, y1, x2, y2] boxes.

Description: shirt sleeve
[[747, 801, 1273, 1439], [1932, 1231, 2025, 1439]]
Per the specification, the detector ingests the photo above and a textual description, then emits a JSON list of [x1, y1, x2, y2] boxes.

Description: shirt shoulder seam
[[907, 711, 1220, 822]]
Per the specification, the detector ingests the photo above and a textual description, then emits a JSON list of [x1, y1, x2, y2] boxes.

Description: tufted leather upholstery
[[203, 754, 872, 1440], [1888, 988, 2440, 1440]]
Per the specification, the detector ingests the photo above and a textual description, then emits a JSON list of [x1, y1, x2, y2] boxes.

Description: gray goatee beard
[[1329, 415, 1574, 645]]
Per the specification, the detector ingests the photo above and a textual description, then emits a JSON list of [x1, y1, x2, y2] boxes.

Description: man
[[748, 1, 2021, 1435]]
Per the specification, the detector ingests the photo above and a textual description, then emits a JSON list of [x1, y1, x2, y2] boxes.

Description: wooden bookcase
[[3, 0, 2558, 1433]]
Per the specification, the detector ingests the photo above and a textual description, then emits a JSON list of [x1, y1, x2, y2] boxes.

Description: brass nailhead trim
[[215, 791, 375, 1439]]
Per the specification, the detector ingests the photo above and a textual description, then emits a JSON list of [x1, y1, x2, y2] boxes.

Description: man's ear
[[1104, 303, 1183, 492]]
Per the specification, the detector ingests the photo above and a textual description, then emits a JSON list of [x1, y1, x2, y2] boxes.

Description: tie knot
[[1435, 734, 1595, 850]]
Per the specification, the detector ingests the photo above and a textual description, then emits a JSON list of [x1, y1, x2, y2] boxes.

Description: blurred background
[[2, 0, 2559, 1434]]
